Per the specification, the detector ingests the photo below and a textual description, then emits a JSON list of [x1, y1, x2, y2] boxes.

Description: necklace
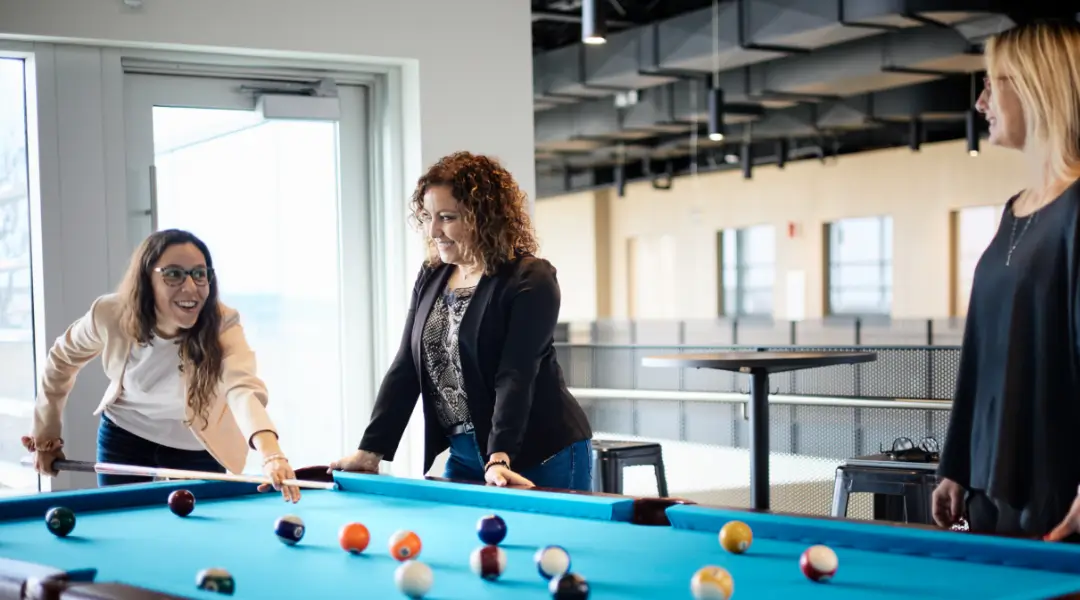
[[1006, 211, 1036, 266]]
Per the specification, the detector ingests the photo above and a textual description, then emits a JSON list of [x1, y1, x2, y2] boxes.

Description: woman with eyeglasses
[[933, 19, 1080, 542], [21, 229, 301, 502]]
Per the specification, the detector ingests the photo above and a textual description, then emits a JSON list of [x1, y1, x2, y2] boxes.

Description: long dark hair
[[117, 229, 223, 430]]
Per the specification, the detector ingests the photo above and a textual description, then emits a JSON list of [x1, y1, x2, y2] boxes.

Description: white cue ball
[[394, 560, 433, 598]]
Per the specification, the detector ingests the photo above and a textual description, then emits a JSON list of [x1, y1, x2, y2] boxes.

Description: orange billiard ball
[[719, 520, 753, 554], [339, 522, 370, 554], [389, 529, 422, 561]]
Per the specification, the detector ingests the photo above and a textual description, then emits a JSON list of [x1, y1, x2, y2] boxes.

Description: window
[[718, 225, 775, 317], [0, 57, 36, 496], [954, 205, 1004, 316], [826, 216, 893, 316]]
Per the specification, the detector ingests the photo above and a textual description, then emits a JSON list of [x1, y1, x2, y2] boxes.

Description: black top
[[642, 351, 876, 374], [358, 254, 593, 473], [938, 179, 1080, 535]]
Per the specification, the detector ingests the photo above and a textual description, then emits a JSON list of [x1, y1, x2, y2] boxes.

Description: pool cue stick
[[20, 457, 337, 490]]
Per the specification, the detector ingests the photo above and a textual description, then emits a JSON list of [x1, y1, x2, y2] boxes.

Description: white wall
[[0, 0, 536, 489], [0, 0, 535, 198]]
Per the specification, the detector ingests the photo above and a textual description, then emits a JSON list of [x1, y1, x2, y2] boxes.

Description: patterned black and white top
[[421, 285, 476, 430]]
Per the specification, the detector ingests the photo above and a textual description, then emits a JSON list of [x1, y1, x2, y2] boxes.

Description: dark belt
[[446, 422, 474, 436]]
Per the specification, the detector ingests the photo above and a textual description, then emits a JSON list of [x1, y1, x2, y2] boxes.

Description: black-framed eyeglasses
[[154, 266, 213, 287]]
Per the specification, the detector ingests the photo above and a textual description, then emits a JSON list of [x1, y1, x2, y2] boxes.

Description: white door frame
[[122, 72, 377, 467]]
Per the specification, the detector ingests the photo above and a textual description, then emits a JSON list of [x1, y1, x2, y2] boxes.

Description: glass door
[[123, 73, 374, 474]]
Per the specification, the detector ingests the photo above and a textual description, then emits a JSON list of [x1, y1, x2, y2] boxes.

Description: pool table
[[2, 472, 1080, 599]]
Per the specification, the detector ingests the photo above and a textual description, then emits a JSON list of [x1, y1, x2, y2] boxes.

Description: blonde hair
[[985, 20, 1080, 184]]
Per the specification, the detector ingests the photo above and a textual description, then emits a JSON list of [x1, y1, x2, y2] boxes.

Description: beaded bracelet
[[262, 453, 288, 466], [484, 459, 509, 472]]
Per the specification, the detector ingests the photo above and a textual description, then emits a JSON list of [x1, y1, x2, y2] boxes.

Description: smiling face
[[977, 72, 1026, 150], [420, 184, 474, 266], [151, 242, 212, 336]]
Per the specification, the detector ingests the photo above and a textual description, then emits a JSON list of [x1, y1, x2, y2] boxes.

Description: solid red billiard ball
[[799, 544, 838, 582], [339, 522, 370, 554], [168, 490, 195, 517], [719, 520, 752, 554]]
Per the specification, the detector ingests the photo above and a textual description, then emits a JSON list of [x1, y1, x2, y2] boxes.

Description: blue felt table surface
[[0, 474, 1079, 599]]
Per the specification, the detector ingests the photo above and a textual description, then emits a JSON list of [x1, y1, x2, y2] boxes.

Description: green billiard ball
[[196, 568, 235, 595], [45, 506, 75, 537]]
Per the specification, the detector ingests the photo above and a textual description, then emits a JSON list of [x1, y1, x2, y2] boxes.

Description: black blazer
[[358, 254, 593, 474]]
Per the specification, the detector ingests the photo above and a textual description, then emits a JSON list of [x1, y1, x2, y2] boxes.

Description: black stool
[[591, 439, 668, 498], [832, 454, 938, 525]]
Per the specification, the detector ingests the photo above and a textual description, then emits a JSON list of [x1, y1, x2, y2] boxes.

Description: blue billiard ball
[[274, 514, 305, 545], [535, 545, 571, 580], [476, 514, 507, 545]]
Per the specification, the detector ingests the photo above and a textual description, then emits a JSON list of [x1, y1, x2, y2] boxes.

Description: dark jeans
[[966, 489, 1080, 543], [442, 429, 593, 492], [96, 415, 224, 487]]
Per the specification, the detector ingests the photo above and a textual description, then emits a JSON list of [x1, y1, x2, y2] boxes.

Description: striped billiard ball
[[274, 514, 305, 545]]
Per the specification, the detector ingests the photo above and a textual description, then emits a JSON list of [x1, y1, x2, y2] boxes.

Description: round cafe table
[[642, 351, 878, 511]]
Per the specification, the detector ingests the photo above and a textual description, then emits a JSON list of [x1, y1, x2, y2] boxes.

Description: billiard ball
[[799, 544, 838, 582], [168, 489, 195, 517], [44, 506, 75, 537], [389, 529, 422, 561], [339, 522, 370, 554], [534, 545, 571, 580], [273, 514, 305, 545], [196, 567, 235, 595], [549, 572, 589, 599], [394, 560, 433, 598], [469, 544, 506, 580], [476, 514, 507, 545], [690, 565, 733, 600], [719, 520, 752, 554]]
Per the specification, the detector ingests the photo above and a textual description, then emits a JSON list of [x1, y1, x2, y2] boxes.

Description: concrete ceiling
[[530, 0, 1076, 197]]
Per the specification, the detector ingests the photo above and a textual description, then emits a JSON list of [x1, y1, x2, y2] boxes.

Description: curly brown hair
[[408, 151, 538, 273]]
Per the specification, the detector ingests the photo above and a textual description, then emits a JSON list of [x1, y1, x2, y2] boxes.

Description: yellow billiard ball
[[719, 520, 753, 554], [691, 565, 734, 600]]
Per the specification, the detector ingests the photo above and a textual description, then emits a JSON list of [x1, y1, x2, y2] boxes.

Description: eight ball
[[168, 489, 195, 517], [549, 572, 590, 599], [44, 506, 75, 537]]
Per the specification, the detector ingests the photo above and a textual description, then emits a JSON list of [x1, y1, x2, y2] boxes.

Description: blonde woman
[[22, 229, 301, 502], [933, 19, 1080, 541]]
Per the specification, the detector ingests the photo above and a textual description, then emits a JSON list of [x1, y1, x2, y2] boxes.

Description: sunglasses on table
[[153, 266, 214, 287]]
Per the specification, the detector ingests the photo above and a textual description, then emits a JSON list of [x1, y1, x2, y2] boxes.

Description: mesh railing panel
[[556, 343, 962, 400], [581, 397, 946, 520]]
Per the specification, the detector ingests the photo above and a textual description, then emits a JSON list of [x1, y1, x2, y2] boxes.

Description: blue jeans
[[442, 430, 593, 492], [96, 415, 224, 487]]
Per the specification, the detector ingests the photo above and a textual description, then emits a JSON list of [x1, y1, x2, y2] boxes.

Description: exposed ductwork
[[531, 0, 1069, 197]]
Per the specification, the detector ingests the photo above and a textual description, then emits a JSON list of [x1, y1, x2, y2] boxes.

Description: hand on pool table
[[1044, 485, 1080, 542], [327, 450, 382, 474], [931, 477, 966, 528], [255, 457, 301, 503], [484, 454, 534, 488]]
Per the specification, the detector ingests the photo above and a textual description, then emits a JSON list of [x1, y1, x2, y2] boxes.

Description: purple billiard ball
[[476, 514, 507, 545]]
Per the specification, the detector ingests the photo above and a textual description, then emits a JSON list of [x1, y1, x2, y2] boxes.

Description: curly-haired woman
[[331, 151, 594, 491], [22, 229, 301, 502]]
